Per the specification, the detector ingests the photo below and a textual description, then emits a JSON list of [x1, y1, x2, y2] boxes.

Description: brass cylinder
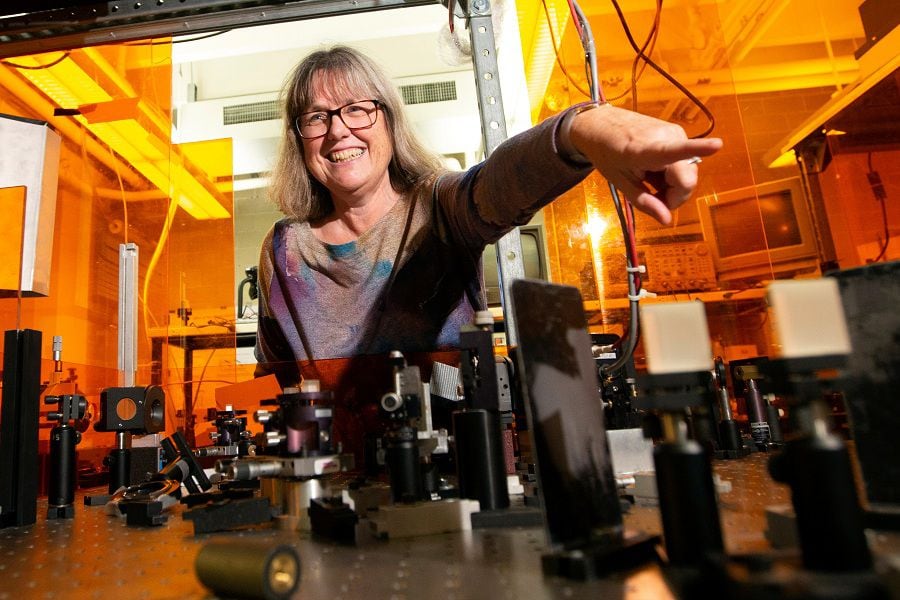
[[195, 540, 300, 600]]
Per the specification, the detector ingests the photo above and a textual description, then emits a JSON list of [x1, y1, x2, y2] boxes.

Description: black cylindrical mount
[[47, 424, 78, 518], [654, 439, 724, 566], [453, 408, 509, 511], [278, 389, 333, 457], [744, 379, 771, 449], [106, 447, 130, 494], [717, 418, 743, 454], [384, 425, 423, 503], [769, 432, 872, 572]]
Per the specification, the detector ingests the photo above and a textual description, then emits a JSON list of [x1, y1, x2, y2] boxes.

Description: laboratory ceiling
[[162, 0, 872, 115], [2, 0, 894, 180], [0, 0, 877, 114]]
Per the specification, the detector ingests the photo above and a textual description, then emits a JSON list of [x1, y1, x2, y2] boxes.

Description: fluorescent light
[[9, 50, 230, 220]]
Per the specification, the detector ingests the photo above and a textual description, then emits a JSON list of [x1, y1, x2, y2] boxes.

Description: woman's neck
[[312, 186, 401, 244]]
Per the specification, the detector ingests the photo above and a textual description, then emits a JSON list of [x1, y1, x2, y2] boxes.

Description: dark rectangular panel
[[830, 261, 900, 506], [0, 328, 43, 528], [510, 279, 622, 550]]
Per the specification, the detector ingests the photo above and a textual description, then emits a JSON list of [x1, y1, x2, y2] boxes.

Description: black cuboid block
[[47, 505, 75, 520], [183, 497, 273, 534], [707, 553, 892, 600], [541, 531, 660, 580], [865, 506, 900, 531], [308, 497, 358, 544], [470, 504, 543, 529], [84, 494, 114, 506], [124, 500, 168, 527]]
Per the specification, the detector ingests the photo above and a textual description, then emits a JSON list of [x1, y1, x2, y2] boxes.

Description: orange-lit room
[[1, 0, 898, 597]]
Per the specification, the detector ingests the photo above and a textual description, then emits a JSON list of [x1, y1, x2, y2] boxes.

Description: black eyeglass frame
[[294, 99, 382, 140]]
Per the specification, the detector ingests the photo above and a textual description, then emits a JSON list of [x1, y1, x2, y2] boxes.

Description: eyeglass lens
[[297, 101, 378, 138]]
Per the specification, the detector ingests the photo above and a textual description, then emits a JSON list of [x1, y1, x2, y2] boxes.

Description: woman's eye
[[304, 113, 326, 125]]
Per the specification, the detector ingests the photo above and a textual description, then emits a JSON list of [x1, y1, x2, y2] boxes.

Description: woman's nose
[[326, 113, 351, 139]]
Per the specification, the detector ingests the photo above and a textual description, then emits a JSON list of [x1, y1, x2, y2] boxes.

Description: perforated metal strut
[[465, 0, 525, 346]]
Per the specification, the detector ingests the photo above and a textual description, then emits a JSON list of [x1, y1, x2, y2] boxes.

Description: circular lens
[[148, 398, 164, 430], [116, 397, 137, 421], [380, 393, 403, 412], [268, 552, 299, 595]]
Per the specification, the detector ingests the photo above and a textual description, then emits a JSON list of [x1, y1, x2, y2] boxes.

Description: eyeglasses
[[295, 100, 381, 139]]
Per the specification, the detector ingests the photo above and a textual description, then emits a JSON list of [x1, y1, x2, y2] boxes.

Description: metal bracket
[[118, 242, 138, 387]]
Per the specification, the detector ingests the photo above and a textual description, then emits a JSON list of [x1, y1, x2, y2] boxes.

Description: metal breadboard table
[[2, 454, 898, 599]]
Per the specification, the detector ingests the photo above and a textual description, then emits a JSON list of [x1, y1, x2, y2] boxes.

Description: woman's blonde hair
[[270, 45, 444, 221]]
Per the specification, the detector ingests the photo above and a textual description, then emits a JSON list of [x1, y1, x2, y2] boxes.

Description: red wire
[[567, 0, 584, 40], [541, 0, 591, 98]]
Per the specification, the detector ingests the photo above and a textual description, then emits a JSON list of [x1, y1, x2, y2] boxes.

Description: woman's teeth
[[329, 148, 364, 162]]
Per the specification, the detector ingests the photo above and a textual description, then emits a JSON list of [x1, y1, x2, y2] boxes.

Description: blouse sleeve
[[432, 110, 593, 249]]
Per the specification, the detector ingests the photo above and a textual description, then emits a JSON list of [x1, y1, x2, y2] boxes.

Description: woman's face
[[299, 72, 394, 203]]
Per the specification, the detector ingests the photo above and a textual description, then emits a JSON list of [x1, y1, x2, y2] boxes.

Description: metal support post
[[118, 242, 138, 387], [466, 0, 525, 346]]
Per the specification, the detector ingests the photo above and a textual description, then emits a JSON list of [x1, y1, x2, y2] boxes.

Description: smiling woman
[[252, 44, 720, 385], [256, 46, 488, 377]]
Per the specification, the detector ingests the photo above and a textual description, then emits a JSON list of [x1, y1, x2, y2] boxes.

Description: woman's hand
[[564, 104, 723, 225]]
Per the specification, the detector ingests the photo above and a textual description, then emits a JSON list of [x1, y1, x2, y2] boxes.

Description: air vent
[[399, 81, 457, 105], [223, 100, 280, 125]]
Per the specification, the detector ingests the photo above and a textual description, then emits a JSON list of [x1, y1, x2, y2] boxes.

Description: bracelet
[[559, 101, 606, 166]]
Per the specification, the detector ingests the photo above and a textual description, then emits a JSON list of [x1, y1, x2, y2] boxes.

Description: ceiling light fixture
[[5, 49, 229, 220]]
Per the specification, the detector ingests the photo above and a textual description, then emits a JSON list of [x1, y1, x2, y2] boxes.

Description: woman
[[254, 45, 722, 383]]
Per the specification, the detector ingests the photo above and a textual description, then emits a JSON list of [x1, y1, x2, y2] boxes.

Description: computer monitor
[[697, 177, 820, 284], [482, 225, 549, 305]]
